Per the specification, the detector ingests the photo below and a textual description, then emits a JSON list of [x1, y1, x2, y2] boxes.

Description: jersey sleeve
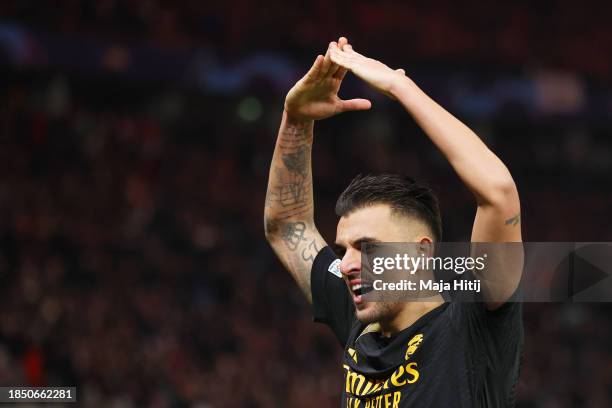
[[449, 296, 524, 406], [449, 288, 523, 352], [311, 246, 356, 347]]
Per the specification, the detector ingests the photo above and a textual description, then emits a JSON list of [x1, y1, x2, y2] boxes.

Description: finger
[[328, 62, 342, 78], [330, 37, 349, 78], [330, 42, 362, 72], [396, 68, 405, 76], [329, 43, 352, 70], [339, 98, 372, 112], [335, 40, 352, 79], [328, 41, 345, 78], [321, 41, 336, 76], [343, 43, 356, 54], [305, 55, 325, 80], [333, 66, 348, 80], [343, 43, 365, 60]]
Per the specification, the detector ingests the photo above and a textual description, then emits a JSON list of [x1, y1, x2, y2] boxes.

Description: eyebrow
[[334, 236, 381, 251]]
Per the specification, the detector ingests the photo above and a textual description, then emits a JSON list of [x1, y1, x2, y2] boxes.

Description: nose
[[340, 248, 361, 277]]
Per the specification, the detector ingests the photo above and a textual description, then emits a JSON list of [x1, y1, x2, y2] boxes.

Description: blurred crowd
[[0, 1, 611, 407], [1, 0, 611, 79], [0, 69, 610, 407]]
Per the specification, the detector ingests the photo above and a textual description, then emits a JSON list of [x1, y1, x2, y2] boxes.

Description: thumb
[[396, 68, 406, 76], [305, 55, 325, 79], [339, 98, 372, 112]]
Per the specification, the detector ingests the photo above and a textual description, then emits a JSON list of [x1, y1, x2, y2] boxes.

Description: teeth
[[351, 284, 362, 292]]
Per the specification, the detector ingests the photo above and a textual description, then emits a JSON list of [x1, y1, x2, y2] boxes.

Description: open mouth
[[350, 282, 373, 297]]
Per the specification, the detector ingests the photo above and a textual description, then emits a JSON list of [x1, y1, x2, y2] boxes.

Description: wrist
[[389, 75, 417, 103], [283, 109, 315, 126]]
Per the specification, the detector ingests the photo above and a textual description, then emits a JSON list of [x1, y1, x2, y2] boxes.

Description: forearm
[[392, 78, 517, 206], [264, 111, 325, 302], [264, 111, 315, 229], [392, 78, 522, 304]]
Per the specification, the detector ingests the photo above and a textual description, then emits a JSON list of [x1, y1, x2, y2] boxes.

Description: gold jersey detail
[[348, 347, 358, 363], [405, 334, 424, 360]]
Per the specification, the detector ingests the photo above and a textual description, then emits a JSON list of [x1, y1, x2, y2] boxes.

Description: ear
[[418, 237, 433, 257]]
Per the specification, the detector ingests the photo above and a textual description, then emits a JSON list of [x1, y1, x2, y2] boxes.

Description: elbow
[[479, 178, 520, 209], [264, 216, 281, 242], [495, 177, 519, 201]]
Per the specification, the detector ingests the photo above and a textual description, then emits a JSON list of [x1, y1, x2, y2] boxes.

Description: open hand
[[329, 42, 406, 99], [284, 37, 372, 121]]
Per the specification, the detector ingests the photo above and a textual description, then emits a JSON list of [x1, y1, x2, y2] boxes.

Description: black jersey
[[311, 246, 523, 408]]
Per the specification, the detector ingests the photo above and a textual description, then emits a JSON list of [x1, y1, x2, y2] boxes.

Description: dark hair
[[335, 174, 443, 241]]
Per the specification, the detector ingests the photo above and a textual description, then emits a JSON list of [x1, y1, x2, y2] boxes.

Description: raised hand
[[329, 42, 406, 99], [284, 37, 372, 121]]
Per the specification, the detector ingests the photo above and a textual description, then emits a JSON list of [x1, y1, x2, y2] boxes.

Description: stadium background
[[0, 1, 611, 406]]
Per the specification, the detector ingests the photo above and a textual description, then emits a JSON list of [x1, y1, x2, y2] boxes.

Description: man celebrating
[[264, 37, 523, 407]]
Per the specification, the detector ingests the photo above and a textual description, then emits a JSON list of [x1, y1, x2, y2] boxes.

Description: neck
[[379, 296, 444, 337]]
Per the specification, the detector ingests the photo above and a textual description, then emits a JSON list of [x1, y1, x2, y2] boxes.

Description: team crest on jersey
[[405, 334, 424, 360], [328, 259, 342, 277], [347, 347, 358, 363]]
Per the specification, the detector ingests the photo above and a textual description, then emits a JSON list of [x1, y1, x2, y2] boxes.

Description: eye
[[358, 241, 381, 256], [333, 246, 346, 258], [363, 243, 380, 255]]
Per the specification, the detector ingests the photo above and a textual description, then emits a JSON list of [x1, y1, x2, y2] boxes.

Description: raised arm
[[264, 38, 371, 303], [329, 42, 522, 308]]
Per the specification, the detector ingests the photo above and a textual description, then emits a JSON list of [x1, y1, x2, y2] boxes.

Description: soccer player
[[264, 37, 523, 407]]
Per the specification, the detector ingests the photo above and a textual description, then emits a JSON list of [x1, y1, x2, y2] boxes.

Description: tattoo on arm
[[266, 121, 314, 220], [265, 119, 322, 302], [277, 221, 319, 301], [266, 169, 311, 208], [281, 221, 308, 251], [301, 239, 321, 262], [280, 221, 320, 261], [505, 213, 521, 227], [281, 145, 308, 177]]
